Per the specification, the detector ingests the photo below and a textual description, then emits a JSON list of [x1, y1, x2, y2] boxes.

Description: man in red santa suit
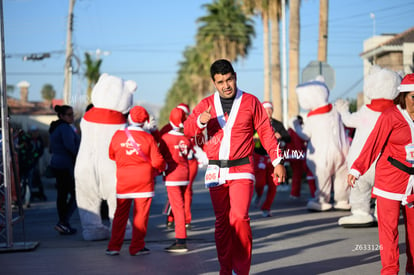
[[348, 73, 414, 275], [184, 59, 286, 275], [159, 107, 192, 253], [106, 106, 165, 256]]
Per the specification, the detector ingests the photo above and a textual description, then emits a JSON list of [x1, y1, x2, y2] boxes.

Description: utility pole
[[63, 0, 75, 105]]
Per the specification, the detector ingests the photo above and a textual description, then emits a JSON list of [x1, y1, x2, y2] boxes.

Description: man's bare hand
[[273, 163, 286, 185], [348, 174, 356, 188], [200, 106, 212, 124]]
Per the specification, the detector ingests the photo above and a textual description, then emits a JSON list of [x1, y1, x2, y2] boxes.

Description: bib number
[[205, 165, 220, 188], [406, 143, 414, 162]]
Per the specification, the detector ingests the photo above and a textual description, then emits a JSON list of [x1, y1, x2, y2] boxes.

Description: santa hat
[[398, 73, 414, 92], [177, 103, 190, 115], [262, 101, 273, 110], [169, 107, 186, 130], [128, 106, 149, 126]]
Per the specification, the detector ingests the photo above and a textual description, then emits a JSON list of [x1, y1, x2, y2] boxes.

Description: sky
[[3, 0, 414, 113]]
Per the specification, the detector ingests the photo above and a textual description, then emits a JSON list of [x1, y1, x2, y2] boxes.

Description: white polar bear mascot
[[293, 78, 350, 211], [336, 66, 401, 227], [75, 73, 137, 241]]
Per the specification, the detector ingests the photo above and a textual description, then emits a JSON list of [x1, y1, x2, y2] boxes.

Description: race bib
[[205, 164, 220, 188], [406, 143, 414, 162]]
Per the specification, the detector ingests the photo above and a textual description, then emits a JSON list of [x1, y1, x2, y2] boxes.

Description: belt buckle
[[221, 160, 229, 167]]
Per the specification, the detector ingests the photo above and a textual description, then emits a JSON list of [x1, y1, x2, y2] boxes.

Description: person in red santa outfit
[[348, 73, 414, 275], [253, 101, 290, 217], [160, 103, 199, 230], [286, 115, 316, 199], [159, 107, 192, 253], [106, 106, 165, 256], [184, 59, 286, 275]]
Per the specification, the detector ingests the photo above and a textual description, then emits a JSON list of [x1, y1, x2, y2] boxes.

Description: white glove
[[334, 99, 349, 114], [144, 115, 158, 132]]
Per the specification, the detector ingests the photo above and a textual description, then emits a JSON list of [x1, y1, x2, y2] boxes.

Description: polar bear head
[[364, 65, 401, 101], [296, 76, 330, 111], [91, 73, 137, 114]]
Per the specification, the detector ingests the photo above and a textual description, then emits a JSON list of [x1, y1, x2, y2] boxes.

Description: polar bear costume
[[75, 73, 137, 241], [335, 66, 401, 227], [293, 78, 350, 211]]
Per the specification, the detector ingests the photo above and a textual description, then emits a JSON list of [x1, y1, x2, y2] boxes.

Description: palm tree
[[269, 1, 282, 121], [84, 52, 102, 103], [318, 0, 328, 62], [288, 0, 300, 118], [197, 0, 255, 62], [240, 0, 271, 102], [41, 84, 56, 107]]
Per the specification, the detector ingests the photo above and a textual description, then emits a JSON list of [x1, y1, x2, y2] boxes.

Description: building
[[360, 26, 414, 103]]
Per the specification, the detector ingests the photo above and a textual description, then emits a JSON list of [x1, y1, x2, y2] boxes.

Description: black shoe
[[55, 223, 77, 235], [185, 223, 192, 230], [105, 249, 120, 256], [166, 221, 174, 229], [131, 247, 150, 256], [164, 242, 188, 253]]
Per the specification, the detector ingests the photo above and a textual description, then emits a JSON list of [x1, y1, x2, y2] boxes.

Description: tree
[[288, 0, 301, 118], [270, 0, 282, 121], [84, 52, 102, 103], [41, 84, 56, 103], [197, 0, 255, 61], [6, 84, 15, 95], [159, 0, 256, 125], [318, 0, 328, 62], [240, 0, 271, 102]]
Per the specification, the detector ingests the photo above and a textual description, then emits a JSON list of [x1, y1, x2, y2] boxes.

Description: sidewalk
[[0, 170, 408, 275]]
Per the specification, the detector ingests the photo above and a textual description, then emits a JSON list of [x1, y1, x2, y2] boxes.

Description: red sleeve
[[108, 131, 118, 161], [149, 136, 165, 171], [351, 110, 393, 175], [184, 97, 211, 138]]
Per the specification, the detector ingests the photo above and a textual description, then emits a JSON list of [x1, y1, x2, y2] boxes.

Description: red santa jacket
[[350, 105, 414, 202], [159, 130, 191, 186], [184, 89, 283, 185], [109, 126, 165, 198]]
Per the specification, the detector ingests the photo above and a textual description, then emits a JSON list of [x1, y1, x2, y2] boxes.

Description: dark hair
[[393, 92, 407, 109], [54, 105, 73, 119], [210, 59, 235, 80]]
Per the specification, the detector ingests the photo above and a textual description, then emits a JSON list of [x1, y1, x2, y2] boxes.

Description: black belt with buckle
[[209, 156, 250, 168], [387, 156, 414, 174]]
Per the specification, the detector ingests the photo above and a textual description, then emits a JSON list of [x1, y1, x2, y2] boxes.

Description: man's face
[[212, 72, 237, 99], [265, 108, 273, 118]]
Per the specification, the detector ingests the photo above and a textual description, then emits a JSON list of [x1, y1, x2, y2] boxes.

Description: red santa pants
[[107, 197, 152, 255], [167, 185, 187, 239], [253, 153, 276, 211], [377, 196, 414, 274], [289, 159, 316, 198], [167, 159, 198, 224], [209, 179, 254, 275]]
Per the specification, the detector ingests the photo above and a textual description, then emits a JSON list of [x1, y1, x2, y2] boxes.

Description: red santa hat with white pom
[[128, 106, 149, 127], [398, 73, 414, 92], [177, 103, 190, 115], [169, 107, 186, 130]]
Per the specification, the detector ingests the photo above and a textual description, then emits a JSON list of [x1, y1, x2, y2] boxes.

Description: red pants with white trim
[[209, 179, 254, 275], [253, 153, 276, 211], [167, 159, 198, 224], [289, 159, 316, 198], [107, 197, 152, 255], [167, 185, 187, 239], [376, 196, 414, 274]]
